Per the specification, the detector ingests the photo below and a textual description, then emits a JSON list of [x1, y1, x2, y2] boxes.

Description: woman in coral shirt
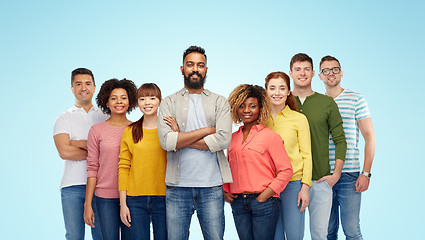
[[84, 79, 137, 240], [224, 84, 293, 240]]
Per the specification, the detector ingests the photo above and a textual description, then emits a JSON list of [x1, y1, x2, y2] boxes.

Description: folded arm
[[53, 133, 88, 160]]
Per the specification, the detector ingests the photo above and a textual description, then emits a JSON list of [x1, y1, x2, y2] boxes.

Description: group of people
[[53, 46, 375, 240]]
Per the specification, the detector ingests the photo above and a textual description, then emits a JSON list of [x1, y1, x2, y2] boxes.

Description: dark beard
[[184, 71, 206, 89]]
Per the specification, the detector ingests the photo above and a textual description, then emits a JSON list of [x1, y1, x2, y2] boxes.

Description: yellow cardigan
[[266, 105, 313, 186], [118, 127, 167, 196]]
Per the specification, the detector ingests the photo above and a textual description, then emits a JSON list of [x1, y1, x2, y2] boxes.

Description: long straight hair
[[129, 83, 162, 143]]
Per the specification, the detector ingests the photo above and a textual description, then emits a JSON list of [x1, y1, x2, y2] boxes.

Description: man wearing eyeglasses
[[289, 53, 347, 240], [319, 56, 375, 240]]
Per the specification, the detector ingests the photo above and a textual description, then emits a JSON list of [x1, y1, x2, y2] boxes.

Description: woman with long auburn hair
[[265, 72, 313, 240]]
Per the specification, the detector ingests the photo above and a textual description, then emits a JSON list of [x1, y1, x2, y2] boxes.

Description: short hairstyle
[[183, 46, 207, 63], [265, 72, 299, 112], [96, 78, 138, 115], [130, 83, 162, 143], [290, 53, 313, 70], [71, 68, 95, 85], [319, 55, 341, 69], [228, 84, 271, 125]]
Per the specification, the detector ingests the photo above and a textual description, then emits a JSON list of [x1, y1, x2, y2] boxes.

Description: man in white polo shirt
[[53, 68, 107, 240]]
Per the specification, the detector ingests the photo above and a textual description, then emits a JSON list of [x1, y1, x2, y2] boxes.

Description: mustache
[[188, 71, 202, 78]]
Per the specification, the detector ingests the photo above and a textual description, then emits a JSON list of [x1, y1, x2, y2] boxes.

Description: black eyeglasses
[[320, 67, 341, 75]]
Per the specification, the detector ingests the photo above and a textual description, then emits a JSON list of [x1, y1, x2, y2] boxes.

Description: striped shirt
[[329, 89, 370, 172]]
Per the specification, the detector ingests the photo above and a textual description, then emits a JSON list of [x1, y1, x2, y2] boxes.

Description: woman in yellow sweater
[[118, 83, 167, 240], [264, 72, 313, 240]]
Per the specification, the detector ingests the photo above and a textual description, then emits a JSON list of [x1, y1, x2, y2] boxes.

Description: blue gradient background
[[2, 1, 424, 239]]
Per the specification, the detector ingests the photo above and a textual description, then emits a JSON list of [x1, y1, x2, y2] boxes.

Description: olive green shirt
[[296, 92, 347, 180]]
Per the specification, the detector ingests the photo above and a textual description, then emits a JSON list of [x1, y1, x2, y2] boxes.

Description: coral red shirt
[[223, 124, 293, 197]]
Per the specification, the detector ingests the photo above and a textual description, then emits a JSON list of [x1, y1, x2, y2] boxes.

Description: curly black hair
[[183, 46, 207, 63], [96, 78, 138, 115]]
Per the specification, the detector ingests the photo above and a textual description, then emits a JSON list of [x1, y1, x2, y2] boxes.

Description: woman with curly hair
[[118, 83, 167, 240], [84, 78, 137, 240], [223, 84, 293, 240], [264, 72, 312, 240]]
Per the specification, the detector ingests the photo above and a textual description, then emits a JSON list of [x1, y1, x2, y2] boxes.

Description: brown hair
[[290, 53, 313, 70], [319, 55, 341, 70], [227, 84, 271, 125], [265, 72, 299, 112], [129, 83, 162, 143]]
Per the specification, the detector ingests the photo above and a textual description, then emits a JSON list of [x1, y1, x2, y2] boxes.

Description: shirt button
[[300, 109, 303, 112], [184, 108, 187, 111]]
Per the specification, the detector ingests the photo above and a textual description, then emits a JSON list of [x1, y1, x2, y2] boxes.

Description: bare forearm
[[59, 146, 88, 160], [54, 134, 88, 161], [84, 177, 97, 207], [187, 139, 210, 150], [333, 159, 344, 176], [362, 136, 376, 172], [257, 187, 276, 202], [119, 190, 127, 207], [176, 127, 213, 150]]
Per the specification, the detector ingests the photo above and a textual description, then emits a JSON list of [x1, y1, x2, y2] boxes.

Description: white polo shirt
[[54, 105, 108, 189]]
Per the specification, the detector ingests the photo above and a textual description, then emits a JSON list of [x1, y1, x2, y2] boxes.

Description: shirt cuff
[[165, 132, 178, 151], [204, 134, 220, 152]]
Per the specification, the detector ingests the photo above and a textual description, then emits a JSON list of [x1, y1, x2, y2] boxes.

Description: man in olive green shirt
[[289, 53, 346, 240]]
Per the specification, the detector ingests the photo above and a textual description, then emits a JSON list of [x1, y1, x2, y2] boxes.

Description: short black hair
[[96, 78, 138, 115], [183, 46, 207, 63], [71, 68, 95, 85]]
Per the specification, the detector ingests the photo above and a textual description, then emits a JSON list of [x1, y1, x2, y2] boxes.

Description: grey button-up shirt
[[158, 88, 233, 185]]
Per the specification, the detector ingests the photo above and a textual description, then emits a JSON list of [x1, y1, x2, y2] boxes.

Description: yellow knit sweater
[[118, 127, 167, 196]]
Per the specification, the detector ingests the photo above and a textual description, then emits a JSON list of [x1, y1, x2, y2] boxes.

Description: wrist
[[361, 171, 372, 179]]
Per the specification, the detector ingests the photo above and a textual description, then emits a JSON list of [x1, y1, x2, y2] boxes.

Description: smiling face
[[266, 77, 290, 108], [71, 74, 95, 106], [289, 61, 315, 88], [319, 60, 343, 87], [238, 97, 260, 127], [181, 52, 208, 90], [106, 88, 129, 115], [138, 95, 160, 116]]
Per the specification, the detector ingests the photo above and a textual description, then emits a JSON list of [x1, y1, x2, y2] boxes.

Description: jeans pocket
[[166, 185, 176, 190], [345, 172, 360, 180]]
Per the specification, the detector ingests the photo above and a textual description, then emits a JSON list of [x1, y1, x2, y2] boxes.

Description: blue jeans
[[166, 185, 225, 240], [61, 185, 103, 240], [327, 172, 363, 240], [274, 180, 305, 240], [126, 195, 167, 240], [231, 194, 280, 240], [95, 196, 130, 240], [309, 180, 333, 240]]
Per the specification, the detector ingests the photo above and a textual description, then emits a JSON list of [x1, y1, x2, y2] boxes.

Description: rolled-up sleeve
[[157, 96, 179, 151], [204, 96, 232, 152]]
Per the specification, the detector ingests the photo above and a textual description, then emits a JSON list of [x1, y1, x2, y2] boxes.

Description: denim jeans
[[166, 185, 225, 240], [126, 195, 167, 240], [327, 172, 363, 240], [308, 180, 333, 240], [274, 180, 305, 240], [231, 194, 280, 240], [61, 185, 103, 240], [95, 196, 130, 240]]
